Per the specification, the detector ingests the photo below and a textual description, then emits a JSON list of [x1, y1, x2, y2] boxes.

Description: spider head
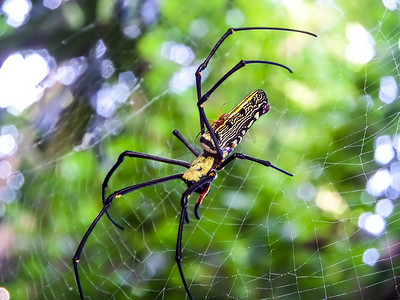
[[200, 89, 269, 157]]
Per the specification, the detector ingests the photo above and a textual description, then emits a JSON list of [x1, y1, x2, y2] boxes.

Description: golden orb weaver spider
[[73, 27, 316, 300]]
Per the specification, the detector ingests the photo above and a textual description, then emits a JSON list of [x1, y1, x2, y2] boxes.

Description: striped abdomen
[[200, 89, 270, 157]]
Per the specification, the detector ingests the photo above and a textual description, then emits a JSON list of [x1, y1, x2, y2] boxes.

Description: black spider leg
[[195, 25, 317, 159], [205, 60, 292, 101], [73, 172, 185, 300], [173, 129, 201, 157], [175, 172, 217, 300], [102, 151, 191, 229], [103, 130, 196, 229], [218, 152, 293, 177], [197, 27, 316, 80]]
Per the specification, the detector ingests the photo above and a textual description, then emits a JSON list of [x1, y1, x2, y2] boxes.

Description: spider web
[[1, 1, 400, 299]]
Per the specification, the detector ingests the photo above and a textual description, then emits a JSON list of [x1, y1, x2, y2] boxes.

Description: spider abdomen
[[200, 89, 270, 157]]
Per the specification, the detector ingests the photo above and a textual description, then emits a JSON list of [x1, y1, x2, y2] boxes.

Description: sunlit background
[[1, 0, 400, 299]]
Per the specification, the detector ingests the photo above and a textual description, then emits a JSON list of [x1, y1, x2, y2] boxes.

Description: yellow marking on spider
[[229, 90, 258, 115], [182, 155, 215, 183], [211, 90, 261, 130]]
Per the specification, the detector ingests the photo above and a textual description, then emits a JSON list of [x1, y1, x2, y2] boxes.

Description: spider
[[73, 27, 316, 300]]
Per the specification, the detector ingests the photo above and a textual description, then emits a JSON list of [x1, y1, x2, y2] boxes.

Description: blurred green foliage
[[1, 0, 400, 299]]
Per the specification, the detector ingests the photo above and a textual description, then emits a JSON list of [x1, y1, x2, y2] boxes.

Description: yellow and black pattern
[[182, 155, 217, 184], [200, 89, 269, 157]]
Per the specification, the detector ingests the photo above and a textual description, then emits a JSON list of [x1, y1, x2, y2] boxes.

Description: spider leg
[[197, 27, 316, 78], [176, 173, 217, 300], [201, 60, 292, 104], [73, 173, 185, 300], [218, 152, 293, 177], [173, 129, 201, 157], [102, 151, 191, 229]]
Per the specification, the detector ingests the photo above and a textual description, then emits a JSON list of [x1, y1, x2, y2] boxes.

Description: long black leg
[[73, 173, 185, 300], [175, 173, 217, 300], [102, 151, 191, 229], [196, 27, 316, 78], [173, 129, 201, 157], [195, 27, 316, 159], [218, 152, 293, 177], [200, 60, 292, 106]]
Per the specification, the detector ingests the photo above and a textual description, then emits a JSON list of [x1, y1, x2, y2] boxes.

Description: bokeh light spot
[[225, 9, 245, 27], [374, 135, 395, 165], [0, 161, 12, 179], [43, 0, 61, 10], [379, 76, 398, 104], [376, 198, 393, 218], [190, 19, 209, 38], [366, 169, 392, 197], [359, 212, 386, 236], [363, 248, 380, 266], [345, 23, 375, 65], [0, 52, 49, 115], [161, 42, 195, 66], [2, 0, 31, 27], [169, 66, 197, 94]]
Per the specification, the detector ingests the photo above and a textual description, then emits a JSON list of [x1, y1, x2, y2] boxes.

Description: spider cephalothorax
[[73, 27, 316, 300]]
